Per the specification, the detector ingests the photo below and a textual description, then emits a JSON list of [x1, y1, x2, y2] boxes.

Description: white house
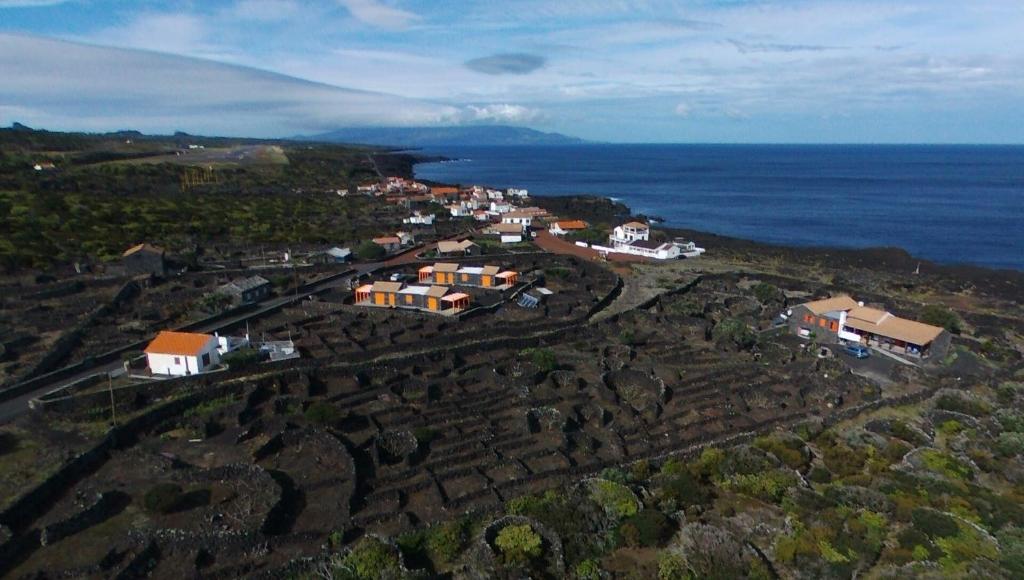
[[449, 204, 472, 218], [396, 231, 415, 246], [403, 211, 435, 226], [610, 221, 650, 245], [502, 212, 533, 227], [490, 201, 512, 214], [501, 234, 524, 244], [549, 220, 588, 236], [507, 188, 529, 198], [145, 331, 220, 376]]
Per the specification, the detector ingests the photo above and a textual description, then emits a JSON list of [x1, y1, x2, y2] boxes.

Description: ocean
[[414, 144, 1024, 271]]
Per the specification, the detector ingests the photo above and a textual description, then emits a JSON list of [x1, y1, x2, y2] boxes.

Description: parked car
[[389, 272, 406, 282], [843, 344, 870, 359]]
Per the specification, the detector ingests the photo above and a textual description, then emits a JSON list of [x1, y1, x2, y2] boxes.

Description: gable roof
[[437, 240, 475, 253], [326, 247, 351, 258], [843, 310, 944, 346], [123, 243, 164, 257], [481, 265, 501, 276], [219, 275, 270, 295], [801, 295, 860, 315], [434, 262, 460, 272], [145, 331, 215, 356], [554, 220, 588, 230], [371, 281, 403, 293], [622, 221, 649, 229], [490, 223, 524, 233], [372, 236, 401, 245], [426, 285, 450, 297]]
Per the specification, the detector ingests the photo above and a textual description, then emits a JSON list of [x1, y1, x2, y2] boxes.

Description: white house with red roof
[[145, 331, 220, 376]]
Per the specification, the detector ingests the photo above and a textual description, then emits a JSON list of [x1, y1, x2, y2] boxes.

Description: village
[[0, 166, 1013, 579]]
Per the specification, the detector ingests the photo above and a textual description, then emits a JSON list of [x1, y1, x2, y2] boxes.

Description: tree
[[356, 240, 386, 261], [495, 524, 543, 565], [920, 304, 962, 334]]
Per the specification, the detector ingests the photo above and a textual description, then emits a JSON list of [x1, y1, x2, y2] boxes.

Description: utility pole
[[108, 372, 117, 427]]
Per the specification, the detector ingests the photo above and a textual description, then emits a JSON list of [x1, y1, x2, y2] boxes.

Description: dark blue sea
[[414, 144, 1024, 271]]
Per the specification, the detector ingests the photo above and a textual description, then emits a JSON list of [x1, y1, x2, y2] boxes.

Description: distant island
[[304, 125, 588, 147]]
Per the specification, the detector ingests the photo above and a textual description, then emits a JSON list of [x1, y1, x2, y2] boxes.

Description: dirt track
[[533, 230, 647, 263]]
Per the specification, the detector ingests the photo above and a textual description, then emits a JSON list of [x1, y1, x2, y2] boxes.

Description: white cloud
[[673, 102, 691, 117], [458, 104, 545, 124], [0, 34, 459, 136], [336, 0, 419, 30]]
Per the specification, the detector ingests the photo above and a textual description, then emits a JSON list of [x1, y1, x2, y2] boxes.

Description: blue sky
[[1, 0, 1023, 142]]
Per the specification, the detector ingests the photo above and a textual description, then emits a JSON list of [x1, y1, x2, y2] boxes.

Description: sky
[[1, 0, 1023, 143]]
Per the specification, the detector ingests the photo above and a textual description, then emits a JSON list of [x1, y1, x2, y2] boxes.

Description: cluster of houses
[[354, 262, 519, 315], [787, 295, 950, 361]]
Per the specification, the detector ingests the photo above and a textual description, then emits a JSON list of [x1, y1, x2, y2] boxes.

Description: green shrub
[[221, 348, 260, 369], [996, 432, 1024, 457], [355, 240, 387, 261], [659, 470, 713, 507], [657, 551, 688, 580], [519, 348, 558, 373], [618, 509, 674, 548], [919, 449, 973, 480], [911, 508, 959, 539], [599, 467, 628, 484], [938, 420, 963, 436], [996, 409, 1024, 433], [920, 305, 962, 334], [495, 524, 543, 565], [754, 435, 808, 470], [426, 518, 470, 566], [720, 470, 800, 503], [751, 282, 783, 305], [935, 394, 990, 417], [144, 483, 183, 514], [711, 318, 756, 350], [338, 537, 401, 579], [574, 559, 602, 580], [305, 402, 343, 426], [997, 526, 1024, 577], [590, 479, 639, 519]]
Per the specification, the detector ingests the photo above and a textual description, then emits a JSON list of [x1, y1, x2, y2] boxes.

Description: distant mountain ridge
[[303, 125, 588, 147]]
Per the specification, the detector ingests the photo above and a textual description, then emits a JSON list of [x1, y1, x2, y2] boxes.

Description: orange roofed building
[[144, 331, 220, 376]]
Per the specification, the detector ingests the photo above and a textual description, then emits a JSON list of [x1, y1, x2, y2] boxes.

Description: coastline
[[399, 154, 1024, 300]]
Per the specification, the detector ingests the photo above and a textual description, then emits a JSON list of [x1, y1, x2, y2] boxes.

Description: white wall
[[147, 339, 220, 376]]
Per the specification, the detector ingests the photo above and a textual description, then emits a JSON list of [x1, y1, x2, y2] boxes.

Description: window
[[803, 314, 813, 323], [174, 357, 181, 365], [830, 321, 839, 332], [405, 295, 413, 304], [201, 353, 210, 366], [818, 318, 827, 327], [461, 274, 469, 282]]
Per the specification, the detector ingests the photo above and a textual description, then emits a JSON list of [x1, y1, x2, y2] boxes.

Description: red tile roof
[[144, 331, 214, 356]]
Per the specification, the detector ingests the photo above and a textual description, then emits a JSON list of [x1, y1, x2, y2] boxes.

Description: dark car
[[843, 344, 870, 359]]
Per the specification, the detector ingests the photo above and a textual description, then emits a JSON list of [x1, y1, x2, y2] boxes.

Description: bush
[[144, 483, 184, 514], [919, 449, 973, 480], [911, 508, 959, 539], [338, 537, 401, 579], [305, 402, 343, 426], [754, 435, 808, 470], [221, 348, 260, 370], [935, 393, 991, 417], [920, 305, 962, 334], [659, 470, 713, 507], [590, 479, 639, 519], [520, 348, 558, 373], [711, 318, 757, 350], [997, 526, 1024, 577], [574, 559, 602, 580], [752, 282, 783, 305], [618, 509, 674, 548], [996, 432, 1024, 457], [355, 240, 387, 261], [495, 524, 543, 565], [720, 470, 800, 503], [426, 518, 470, 566]]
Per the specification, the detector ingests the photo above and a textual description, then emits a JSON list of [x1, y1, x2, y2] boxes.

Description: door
[[482, 275, 492, 287], [428, 297, 438, 310], [374, 292, 385, 305], [447, 273, 455, 284], [388, 293, 396, 306], [435, 273, 444, 284]]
